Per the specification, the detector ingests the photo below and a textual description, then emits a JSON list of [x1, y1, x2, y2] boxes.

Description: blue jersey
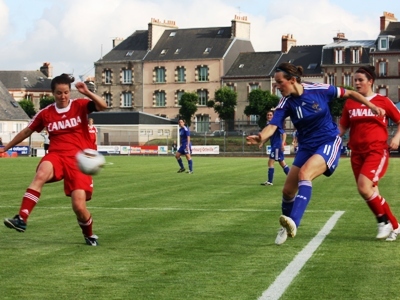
[[270, 83, 345, 150], [179, 126, 191, 147], [267, 121, 285, 149]]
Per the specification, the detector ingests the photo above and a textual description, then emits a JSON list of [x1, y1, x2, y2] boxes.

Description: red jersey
[[88, 125, 98, 146], [340, 94, 400, 153], [29, 99, 95, 156]]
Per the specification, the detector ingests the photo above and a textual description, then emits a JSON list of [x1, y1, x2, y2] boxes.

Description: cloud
[[0, 0, 10, 37]]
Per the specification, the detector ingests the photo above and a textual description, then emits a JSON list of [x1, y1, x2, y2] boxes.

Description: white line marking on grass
[[258, 211, 345, 300]]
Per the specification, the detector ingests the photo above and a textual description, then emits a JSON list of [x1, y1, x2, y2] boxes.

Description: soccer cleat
[[260, 181, 273, 186], [385, 224, 400, 242], [376, 222, 392, 239], [279, 215, 297, 238], [4, 215, 26, 233], [187, 171, 193, 174], [84, 234, 99, 246], [275, 227, 288, 245], [177, 168, 186, 173]]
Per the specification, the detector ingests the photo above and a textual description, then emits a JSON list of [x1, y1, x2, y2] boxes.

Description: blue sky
[[1, 0, 399, 79]]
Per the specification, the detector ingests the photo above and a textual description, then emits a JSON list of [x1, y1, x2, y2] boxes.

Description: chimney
[[231, 15, 250, 40], [281, 34, 296, 53], [148, 18, 178, 50], [40, 62, 53, 78], [333, 32, 347, 43], [112, 37, 124, 48], [380, 11, 397, 31]]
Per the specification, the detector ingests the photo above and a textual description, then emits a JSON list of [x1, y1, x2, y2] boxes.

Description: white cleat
[[376, 222, 392, 240], [275, 227, 288, 245], [279, 215, 297, 238], [386, 224, 400, 242]]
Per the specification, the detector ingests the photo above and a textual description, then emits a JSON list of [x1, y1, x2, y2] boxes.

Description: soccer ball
[[76, 149, 106, 175]]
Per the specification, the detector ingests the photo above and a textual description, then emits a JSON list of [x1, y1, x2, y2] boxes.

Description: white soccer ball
[[76, 149, 106, 175]]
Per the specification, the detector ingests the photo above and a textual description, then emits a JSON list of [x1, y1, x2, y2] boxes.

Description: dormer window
[[126, 51, 134, 56], [335, 48, 344, 64], [380, 38, 388, 50], [175, 48, 181, 54], [161, 49, 168, 55], [169, 32, 176, 37], [204, 47, 212, 54], [239, 64, 244, 68], [217, 29, 224, 35]]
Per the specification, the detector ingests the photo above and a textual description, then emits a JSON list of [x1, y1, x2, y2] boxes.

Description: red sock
[[19, 188, 41, 222], [382, 199, 399, 229], [78, 216, 93, 237], [365, 192, 385, 217]]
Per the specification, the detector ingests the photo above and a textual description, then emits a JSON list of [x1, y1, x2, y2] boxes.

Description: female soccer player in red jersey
[[339, 66, 400, 241], [2, 74, 107, 246]]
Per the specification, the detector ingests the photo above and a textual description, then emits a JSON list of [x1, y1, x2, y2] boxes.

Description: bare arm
[[389, 122, 400, 150], [75, 82, 107, 111], [246, 124, 278, 147], [0, 127, 33, 152], [344, 90, 385, 116]]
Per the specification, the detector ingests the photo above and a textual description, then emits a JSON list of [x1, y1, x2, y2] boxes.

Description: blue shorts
[[178, 145, 192, 155], [269, 147, 285, 161], [293, 136, 342, 177]]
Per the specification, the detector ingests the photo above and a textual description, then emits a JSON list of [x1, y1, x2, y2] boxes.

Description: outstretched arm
[[246, 124, 278, 147], [75, 82, 107, 111], [0, 127, 33, 153], [344, 90, 385, 116]]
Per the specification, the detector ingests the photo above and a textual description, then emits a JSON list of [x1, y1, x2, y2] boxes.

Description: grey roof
[[322, 40, 373, 65], [379, 22, 400, 50], [277, 45, 324, 76], [144, 27, 238, 61], [99, 30, 149, 62], [0, 81, 30, 120], [0, 70, 52, 90], [223, 51, 283, 78], [323, 40, 375, 49], [88, 111, 177, 125]]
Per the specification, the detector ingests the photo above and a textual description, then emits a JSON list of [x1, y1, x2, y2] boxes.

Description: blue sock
[[290, 180, 312, 227], [177, 158, 184, 169], [268, 168, 274, 183], [188, 159, 193, 171], [283, 165, 290, 175], [281, 197, 295, 216]]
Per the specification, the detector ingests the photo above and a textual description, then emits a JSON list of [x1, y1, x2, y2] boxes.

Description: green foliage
[[40, 95, 55, 109], [179, 92, 198, 126], [244, 89, 280, 128], [212, 87, 237, 120], [330, 85, 355, 117], [18, 99, 36, 118]]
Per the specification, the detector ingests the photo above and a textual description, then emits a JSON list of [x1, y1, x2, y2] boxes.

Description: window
[[275, 87, 282, 98], [122, 92, 132, 107], [161, 49, 168, 55], [197, 90, 208, 106], [307, 63, 318, 69], [379, 61, 387, 76], [104, 93, 112, 108], [239, 64, 244, 68], [122, 69, 132, 84], [204, 47, 212, 54], [196, 115, 210, 132], [380, 38, 388, 50], [175, 48, 181, 54], [226, 84, 235, 91], [328, 74, 335, 85], [155, 91, 166, 107], [169, 32, 176, 37], [104, 70, 112, 84], [155, 67, 166, 83], [249, 83, 259, 91], [335, 49, 343, 64], [176, 90, 185, 105], [14, 123, 24, 132], [197, 66, 209, 81], [176, 67, 185, 82], [344, 74, 351, 86], [126, 51, 134, 56], [379, 87, 387, 96], [0, 123, 3, 132], [217, 29, 224, 35], [352, 49, 360, 64], [250, 115, 258, 125]]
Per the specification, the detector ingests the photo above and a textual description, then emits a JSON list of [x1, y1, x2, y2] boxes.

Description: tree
[[19, 99, 36, 118], [207, 87, 237, 130], [179, 92, 198, 126], [244, 89, 280, 129], [40, 95, 55, 109], [329, 85, 355, 117]]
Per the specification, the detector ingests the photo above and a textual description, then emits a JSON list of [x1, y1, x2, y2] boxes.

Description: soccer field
[[1, 155, 400, 299]]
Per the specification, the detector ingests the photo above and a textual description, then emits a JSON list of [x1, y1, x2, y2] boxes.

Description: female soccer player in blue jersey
[[259, 110, 290, 186], [175, 119, 193, 174], [247, 62, 385, 245]]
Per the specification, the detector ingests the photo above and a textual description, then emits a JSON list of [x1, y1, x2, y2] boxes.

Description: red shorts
[[350, 149, 389, 185], [39, 152, 93, 200]]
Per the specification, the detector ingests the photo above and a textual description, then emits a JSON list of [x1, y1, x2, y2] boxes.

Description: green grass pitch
[[1, 155, 400, 299]]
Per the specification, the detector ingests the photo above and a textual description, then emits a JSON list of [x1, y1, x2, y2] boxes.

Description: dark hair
[[356, 66, 376, 83], [50, 73, 75, 92], [275, 62, 303, 83]]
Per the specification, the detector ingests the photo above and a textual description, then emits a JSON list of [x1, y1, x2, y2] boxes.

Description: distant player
[[175, 119, 193, 174], [260, 110, 290, 186], [1, 74, 107, 246], [88, 118, 98, 150], [247, 62, 385, 245]]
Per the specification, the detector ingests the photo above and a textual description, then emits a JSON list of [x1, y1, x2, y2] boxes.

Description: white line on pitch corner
[[258, 211, 345, 300]]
